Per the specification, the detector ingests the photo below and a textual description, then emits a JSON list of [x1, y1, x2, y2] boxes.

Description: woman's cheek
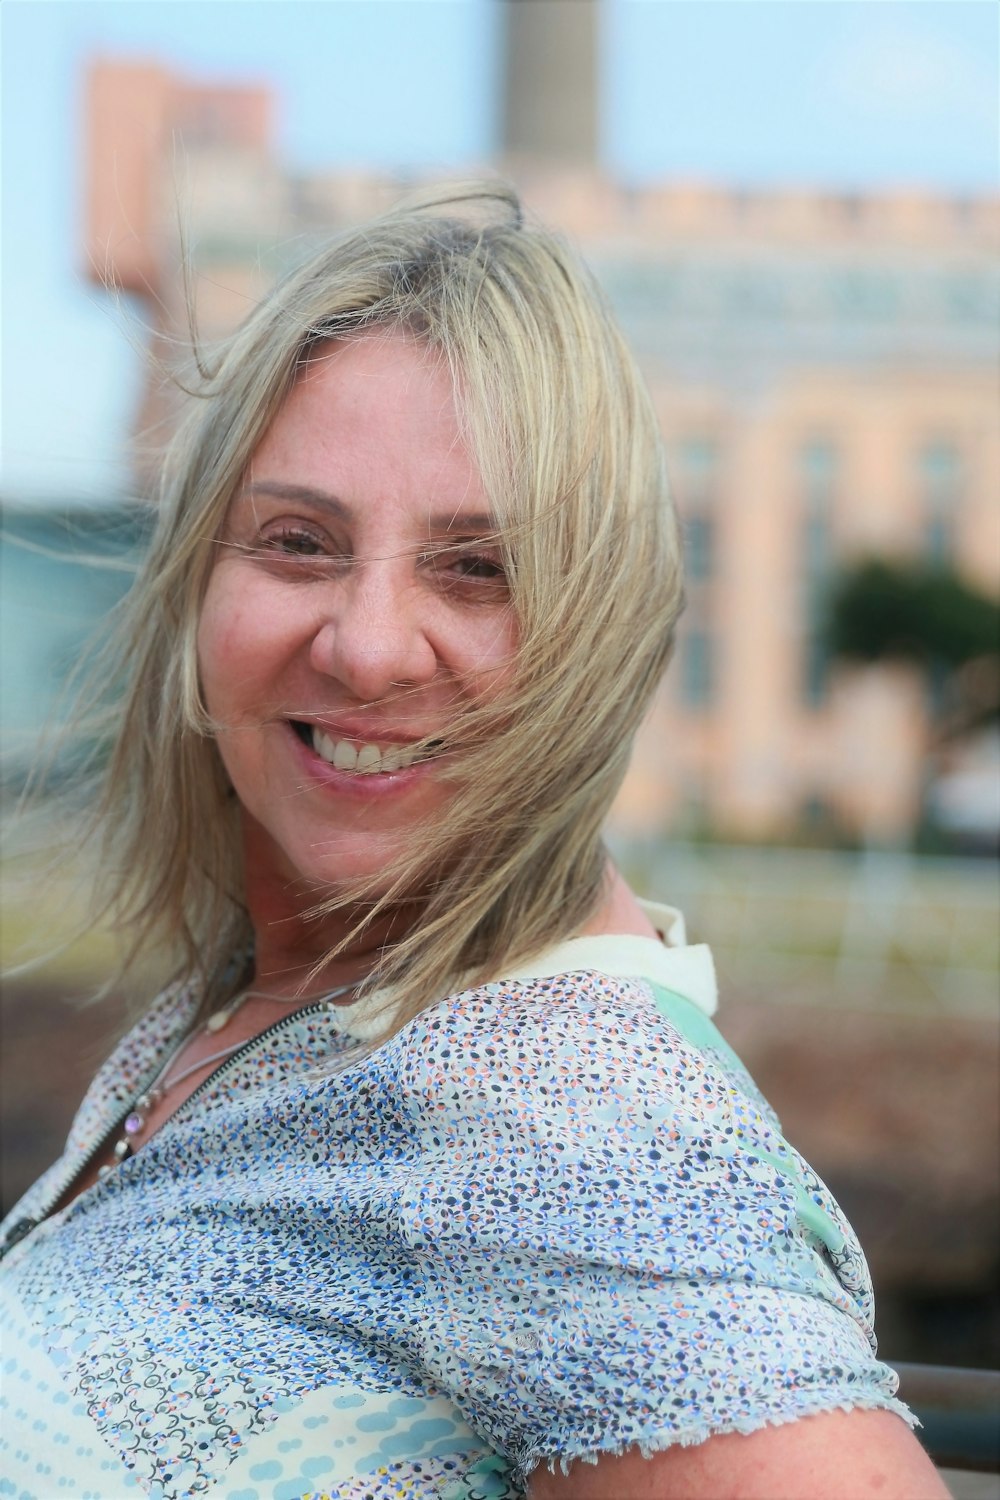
[[196, 568, 261, 717], [465, 615, 518, 703]]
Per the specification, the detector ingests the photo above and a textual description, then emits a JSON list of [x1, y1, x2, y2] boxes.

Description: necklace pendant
[[125, 1090, 158, 1136], [204, 988, 250, 1035]]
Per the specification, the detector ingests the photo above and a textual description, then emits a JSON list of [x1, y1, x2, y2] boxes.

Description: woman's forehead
[[238, 335, 499, 537]]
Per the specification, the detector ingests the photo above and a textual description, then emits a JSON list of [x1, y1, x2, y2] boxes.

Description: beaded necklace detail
[[98, 979, 361, 1178]]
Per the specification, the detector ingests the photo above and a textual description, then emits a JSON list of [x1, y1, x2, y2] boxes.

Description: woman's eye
[[258, 526, 330, 558], [421, 543, 512, 600], [451, 554, 507, 581]]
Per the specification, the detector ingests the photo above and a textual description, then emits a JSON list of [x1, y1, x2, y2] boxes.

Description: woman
[[0, 184, 945, 1499]]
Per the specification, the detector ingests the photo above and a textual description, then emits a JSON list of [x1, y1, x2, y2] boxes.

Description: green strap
[[648, 982, 845, 1256]]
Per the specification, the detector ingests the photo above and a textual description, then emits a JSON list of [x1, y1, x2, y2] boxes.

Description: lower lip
[[283, 722, 434, 799]]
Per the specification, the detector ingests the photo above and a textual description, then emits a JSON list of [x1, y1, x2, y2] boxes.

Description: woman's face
[[197, 333, 516, 896]]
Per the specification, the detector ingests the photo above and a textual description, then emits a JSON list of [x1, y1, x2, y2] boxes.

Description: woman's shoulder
[[386, 957, 900, 1481], [391, 905, 747, 1120], [390, 956, 785, 1184], [413, 964, 711, 1064], [391, 948, 870, 1304]]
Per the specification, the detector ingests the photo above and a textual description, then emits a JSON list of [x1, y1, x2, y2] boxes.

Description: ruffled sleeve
[[394, 971, 914, 1484]]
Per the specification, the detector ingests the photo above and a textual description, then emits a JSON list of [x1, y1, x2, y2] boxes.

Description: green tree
[[826, 559, 999, 671], [825, 560, 1000, 745]]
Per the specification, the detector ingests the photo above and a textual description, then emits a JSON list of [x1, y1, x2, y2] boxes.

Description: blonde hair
[[73, 181, 684, 1031]]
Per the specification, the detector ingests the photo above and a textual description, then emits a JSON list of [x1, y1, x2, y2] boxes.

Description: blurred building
[[83, 55, 1000, 846]]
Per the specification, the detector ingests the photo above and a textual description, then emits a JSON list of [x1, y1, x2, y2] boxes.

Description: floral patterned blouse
[[0, 905, 912, 1498]]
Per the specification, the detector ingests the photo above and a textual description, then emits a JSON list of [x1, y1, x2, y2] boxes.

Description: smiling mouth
[[291, 722, 443, 774]]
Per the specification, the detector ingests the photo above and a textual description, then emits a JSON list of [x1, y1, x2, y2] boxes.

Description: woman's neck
[[577, 863, 660, 941], [240, 807, 655, 998], [247, 898, 423, 1000]]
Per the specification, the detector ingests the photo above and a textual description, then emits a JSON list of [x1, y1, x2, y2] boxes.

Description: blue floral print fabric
[[0, 954, 913, 1499]]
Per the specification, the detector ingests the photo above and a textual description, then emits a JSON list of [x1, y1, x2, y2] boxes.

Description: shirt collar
[[327, 899, 717, 1042]]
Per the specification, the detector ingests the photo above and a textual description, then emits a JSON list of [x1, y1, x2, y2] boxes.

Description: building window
[[801, 791, 833, 829], [926, 657, 950, 718], [919, 441, 961, 502], [676, 437, 720, 508], [685, 514, 713, 583], [919, 440, 961, 564], [676, 438, 719, 589], [800, 440, 838, 507], [832, 270, 897, 320], [803, 511, 831, 576], [925, 516, 952, 566], [803, 631, 830, 709], [799, 441, 838, 707], [680, 629, 713, 709]]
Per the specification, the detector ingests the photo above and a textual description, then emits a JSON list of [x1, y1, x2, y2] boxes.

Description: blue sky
[[2, 0, 997, 502]]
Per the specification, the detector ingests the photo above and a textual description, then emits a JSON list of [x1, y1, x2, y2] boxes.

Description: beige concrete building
[[83, 59, 1000, 845]]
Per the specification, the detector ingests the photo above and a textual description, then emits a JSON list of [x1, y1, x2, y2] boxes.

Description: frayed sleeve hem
[[520, 1390, 919, 1483]]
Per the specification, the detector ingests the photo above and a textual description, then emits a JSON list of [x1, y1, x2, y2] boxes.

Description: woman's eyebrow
[[244, 481, 350, 520], [245, 482, 499, 537], [427, 512, 500, 536]]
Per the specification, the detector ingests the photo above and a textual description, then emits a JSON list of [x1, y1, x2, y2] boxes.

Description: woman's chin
[[238, 809, 430, 915], [288, 838, 423, 905]]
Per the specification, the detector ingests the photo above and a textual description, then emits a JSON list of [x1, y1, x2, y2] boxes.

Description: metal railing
[[895, 1363, 1000, 1473]]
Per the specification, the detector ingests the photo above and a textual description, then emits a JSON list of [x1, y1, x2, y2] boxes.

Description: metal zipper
[[160, 1000, 334, 1118], [1, 1001, 337, 1260]]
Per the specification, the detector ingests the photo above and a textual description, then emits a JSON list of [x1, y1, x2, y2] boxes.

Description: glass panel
[[919, 442, 960, 565], [800, 440, 838, 507], [803, 631, 830, 708], [676, 437, 719, 507], [798, 442, 837, 708], [804, 515, 830, 577], [685, 515, 713, 582], [919, 441, 961, 505], [925, 515, 953, 566], [680, 629, 713, 708]]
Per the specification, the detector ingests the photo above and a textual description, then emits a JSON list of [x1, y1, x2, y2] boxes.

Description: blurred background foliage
[[828, 559, 1000, 680]]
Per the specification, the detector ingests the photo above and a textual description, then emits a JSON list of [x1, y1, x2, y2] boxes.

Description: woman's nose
[[308, 564, 439, 702]]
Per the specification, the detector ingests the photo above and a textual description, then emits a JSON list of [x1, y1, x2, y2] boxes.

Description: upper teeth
[[310, 729, 416, 773]]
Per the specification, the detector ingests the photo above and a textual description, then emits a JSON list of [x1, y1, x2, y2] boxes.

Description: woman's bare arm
[[529, 1407, 949, 1500]]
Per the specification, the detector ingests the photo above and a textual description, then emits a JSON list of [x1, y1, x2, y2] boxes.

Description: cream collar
[[326, 900, 716, 1043]]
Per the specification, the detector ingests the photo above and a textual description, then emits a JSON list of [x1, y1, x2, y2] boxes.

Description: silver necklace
[[201, 982, 349, 1033], [97, 978, 360, 1178]]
